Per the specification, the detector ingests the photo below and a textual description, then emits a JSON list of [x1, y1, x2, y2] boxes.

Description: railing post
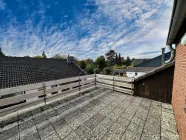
[[113, 76, 114, 91], [79, 75, 81, 92], [132, 78, 134, 95], [43, 83, 46, 104], [95, 74, 96, 87]]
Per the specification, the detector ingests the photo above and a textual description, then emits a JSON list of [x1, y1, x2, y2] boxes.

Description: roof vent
[[161, 48, 165, 65]]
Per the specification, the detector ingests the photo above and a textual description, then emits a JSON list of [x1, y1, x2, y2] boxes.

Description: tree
[[33, 55, 43, 58], [70, 56, 78, 63], [85, 59, 93, 65], [105, 50, 116, 66], [118, 53, 121, 65], [103, 67, 111, 75], [94, 68, 100, 74], [86, 64, 94, 74], [52, 54, 66, 59], [115, 53, 118, 65], [95, 56, 107, 69], [0, 47, 5, 56], [42, 51, 47, 58], [126, 56, 131, 66], [78, 60, 86, 69], [113, 64, 127, 70]]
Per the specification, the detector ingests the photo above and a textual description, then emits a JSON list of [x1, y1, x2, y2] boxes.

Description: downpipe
[[165, 45, 175, 64]]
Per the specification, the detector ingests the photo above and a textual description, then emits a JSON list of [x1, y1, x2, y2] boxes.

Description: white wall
[[126, 72, 146, 78]]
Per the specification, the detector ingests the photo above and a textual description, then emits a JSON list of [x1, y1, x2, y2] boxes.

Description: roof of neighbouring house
[[113, 69, 127, 73], [135, 51, 171, 67], [133, 59, 151, 66], [134, 61, 175, 82], [126, 67, 157, 73], [0, 56, 85, 89]]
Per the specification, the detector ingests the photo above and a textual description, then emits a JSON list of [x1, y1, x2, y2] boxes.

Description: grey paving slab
[[56, 124, 72, 139], [44, 132, 60, 140], [63, 131, 81, 140], [0, 122, 19, 140], [75, 124, 91, 140], [6, 134, 19, 140], [85, 112, 105, 130], [161, 130, 179, 140], [37, 122, 56, 140], [20, 126, 40, 140], [19, 116, 35, 132], [90, 123, 107, 140]]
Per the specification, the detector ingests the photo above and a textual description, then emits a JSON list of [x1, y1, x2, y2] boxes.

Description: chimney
[[67, 55, 72, 64], [161, 48, 165, 65]]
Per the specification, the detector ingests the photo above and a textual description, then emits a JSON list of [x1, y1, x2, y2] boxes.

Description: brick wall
[[172, 43, 186, 140]]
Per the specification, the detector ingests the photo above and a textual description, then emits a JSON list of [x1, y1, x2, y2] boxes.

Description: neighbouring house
[[113, 59, 150, 76], [126, 49, 171, 78], [166, 0, 186, 139], [126, 67, 157, 78], [113, 69, 127, 76], [0, 56, 85, 107]]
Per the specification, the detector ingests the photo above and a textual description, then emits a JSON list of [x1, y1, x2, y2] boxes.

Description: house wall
[[126, 72, 146, 78], [172, 43, 186, 140]]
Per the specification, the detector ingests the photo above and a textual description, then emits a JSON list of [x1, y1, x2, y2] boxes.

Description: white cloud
[[0, 0, 5, 10], [0, 0, 173, 60]]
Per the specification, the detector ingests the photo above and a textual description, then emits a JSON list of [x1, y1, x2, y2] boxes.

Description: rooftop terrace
[[0, 87, 179, 140]]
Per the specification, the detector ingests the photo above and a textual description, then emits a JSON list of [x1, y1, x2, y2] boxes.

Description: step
[[1, 87, 100, 127], [0, 88, 112, 140]]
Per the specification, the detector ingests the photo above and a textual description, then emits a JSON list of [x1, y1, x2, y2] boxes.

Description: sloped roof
[[133, 59, 151, 66], [0, 57, 85, 89], [135, 52, 171, 67], [113, 69, 127, 73], [126, 67, 157, 72]]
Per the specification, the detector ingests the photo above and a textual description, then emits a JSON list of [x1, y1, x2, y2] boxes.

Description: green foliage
[[33, 55, 43, 58], [94, 68, 100, 74], [24, 56, 30, 57], [85, 58, 93, 64], [118, 53, 121, 65], [95, 56, 107, 69], [0, 47, 5, 56], [86, 64, 95, 74], [78, 60, 86, 69], [122, 56, 131, 66], [103, 67, 111, 75], [105, 50, 116, 66], [42, 51, 47, 58], [113, 64, 127, 70], [52, 54, 66, 59]]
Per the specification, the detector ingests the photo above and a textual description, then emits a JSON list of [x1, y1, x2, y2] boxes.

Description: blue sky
[[0, 0, 173, 60]]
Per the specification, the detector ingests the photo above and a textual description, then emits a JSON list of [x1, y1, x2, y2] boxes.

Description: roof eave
[[166, 0, 186, 45]]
